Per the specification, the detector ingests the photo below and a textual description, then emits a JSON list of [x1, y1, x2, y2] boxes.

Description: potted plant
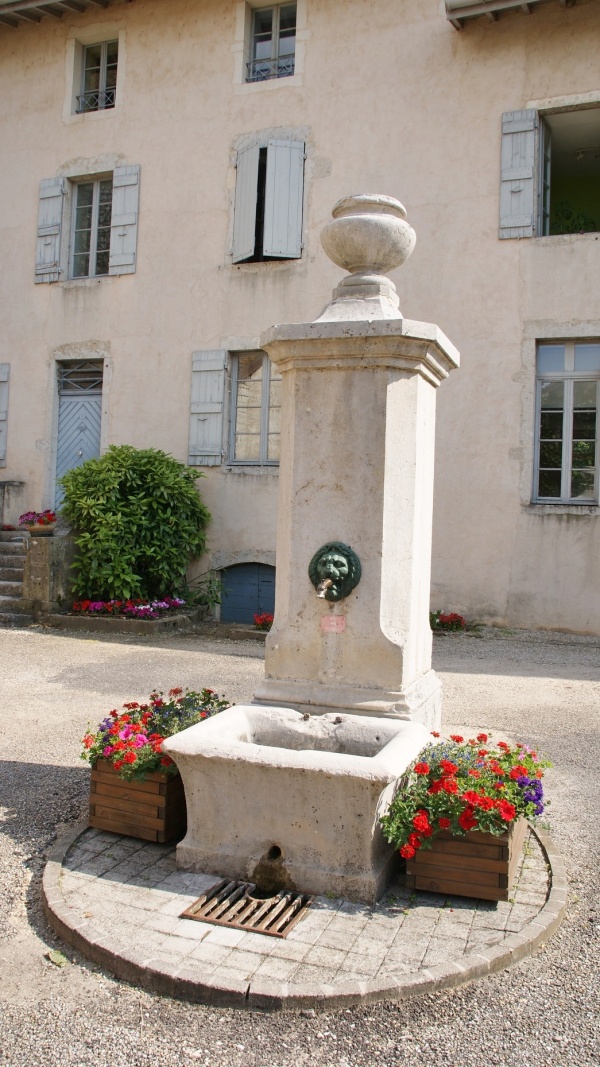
[[253, 612, 274, 631], [81, 686, 230, 842], [380, 732, 550, 901], [18, 509, 57, 535]]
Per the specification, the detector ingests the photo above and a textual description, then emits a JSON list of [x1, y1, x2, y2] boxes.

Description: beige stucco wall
[[1, 0, 599, 631]]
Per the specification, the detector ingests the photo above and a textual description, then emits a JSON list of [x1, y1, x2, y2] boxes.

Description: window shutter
[[0, 364, 9, 468], [263, 140, 304, 258], [189, 350, 227, 466], [232, 143, 260, 263], [35, 178, 65, 283], [499, 110, 538, 239], [109, 164, 140, 275]]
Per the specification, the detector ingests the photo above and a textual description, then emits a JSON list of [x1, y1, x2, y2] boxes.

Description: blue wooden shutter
[[499, 110, 538, 239], [263, 139, 304, 258], [0, 364, 8, 467], [232, 143, 260, 263], [35, 177, 65, 283], [189, 350, 227, 466], [109, 164, 140, 275]]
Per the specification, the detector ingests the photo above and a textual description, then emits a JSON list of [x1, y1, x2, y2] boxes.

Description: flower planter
[[22, 523, 56, 536], [89, 759, 187, 843], [405, 816, 528, 901]]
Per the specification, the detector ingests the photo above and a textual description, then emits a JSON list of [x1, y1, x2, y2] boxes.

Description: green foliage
[[183, 571, 224, 611], [59, 445, 211, 600]]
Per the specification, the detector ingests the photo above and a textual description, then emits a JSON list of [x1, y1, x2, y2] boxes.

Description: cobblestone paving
[[57, 823, 550, 997]]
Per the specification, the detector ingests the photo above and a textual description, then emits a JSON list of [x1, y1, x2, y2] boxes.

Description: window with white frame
[[230, 352, 281, 464], [247, 4, 296, 82], [500, 107, 600, 239], [35, 166, 140, 283], [534, 341, 600, 504], [71, 177, 113, 278], [77, 40, 118, 112], [232, 137, 304, 262]]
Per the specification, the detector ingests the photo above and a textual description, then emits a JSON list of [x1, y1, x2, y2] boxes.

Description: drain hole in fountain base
[[267, 844, 282, 861], [181, 878, 314, 938]]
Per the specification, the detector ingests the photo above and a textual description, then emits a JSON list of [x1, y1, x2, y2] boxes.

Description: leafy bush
[[59, 445, 211, 600]]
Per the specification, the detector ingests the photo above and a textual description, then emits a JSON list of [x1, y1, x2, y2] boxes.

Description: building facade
[[1, 0, 599, 631]]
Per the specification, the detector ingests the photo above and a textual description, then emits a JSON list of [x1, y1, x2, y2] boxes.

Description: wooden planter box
[[89, 759, 187, 843], [405, 816, 528, 901]]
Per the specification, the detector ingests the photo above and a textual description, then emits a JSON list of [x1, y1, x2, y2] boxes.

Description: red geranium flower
[[476, 733, 488, 743], [431, 731, 440, 738], [496, 799, 516, 821], [449, 734, 464, 743], [468, 769, 481, 778], [428, 779, 444, 794], [414, 762, 430, 775], [413, 810, 431, 832], [399, 844, 416, 859], [440, 759, 458, 777], [458, 807, 477, 831], [497, 742, 510, 751], [442, 777, 459, 795], [438, 817, 451, 829], [408, 833, 422, 850]]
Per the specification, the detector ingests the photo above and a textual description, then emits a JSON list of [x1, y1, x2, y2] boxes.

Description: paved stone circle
[[43, 820, 567, 1011]]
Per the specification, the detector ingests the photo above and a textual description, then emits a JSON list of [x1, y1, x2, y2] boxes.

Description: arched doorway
[[220, 562, 275, 624]]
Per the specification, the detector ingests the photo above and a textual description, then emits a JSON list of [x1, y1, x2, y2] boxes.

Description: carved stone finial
[[317, 194, 416, 320]]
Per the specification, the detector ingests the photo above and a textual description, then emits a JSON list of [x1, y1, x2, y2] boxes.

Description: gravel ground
[[0, 625, 599, 1067]]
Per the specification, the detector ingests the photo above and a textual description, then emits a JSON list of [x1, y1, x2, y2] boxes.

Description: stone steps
[[0, 541, 31, 624], [0, 611, 36, 628], [0, 563, 24, 580], [0, 579, 23, 597]]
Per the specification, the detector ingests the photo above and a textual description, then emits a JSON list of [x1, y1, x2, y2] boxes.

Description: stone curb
[[42, 821, 568, 1013], [42, 609, 206, 636]]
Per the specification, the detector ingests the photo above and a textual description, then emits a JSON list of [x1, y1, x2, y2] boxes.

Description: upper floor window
[[232, 137, 304, 263], [230, 352, 281, 464], [500, 106, 600, 239], [247, 4, 296, 82], [77, 40, 118, 113], [534, 341, 600, 504]]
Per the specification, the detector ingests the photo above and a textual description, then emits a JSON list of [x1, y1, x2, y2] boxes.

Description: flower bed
[[71, 596, 186, 620], [19, 509, 56, 527]]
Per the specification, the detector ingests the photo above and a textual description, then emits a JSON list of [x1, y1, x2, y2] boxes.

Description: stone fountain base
[[163, 706, 429, 904]]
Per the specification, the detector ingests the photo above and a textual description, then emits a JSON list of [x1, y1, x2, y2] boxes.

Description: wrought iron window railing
[[76, 88, 116, 113], [246, 55, 295, 82]]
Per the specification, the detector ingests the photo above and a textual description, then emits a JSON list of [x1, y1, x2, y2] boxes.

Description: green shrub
[[59, 445, 211, 600]]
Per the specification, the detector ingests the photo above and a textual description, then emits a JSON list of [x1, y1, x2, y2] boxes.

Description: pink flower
[[103, 745, 114, 756]]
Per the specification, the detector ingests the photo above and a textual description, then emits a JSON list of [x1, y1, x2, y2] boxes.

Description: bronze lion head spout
[[308, 542, 361, 602]]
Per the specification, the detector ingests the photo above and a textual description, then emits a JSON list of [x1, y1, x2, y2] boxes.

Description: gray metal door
[[55, 362, 103, 506]]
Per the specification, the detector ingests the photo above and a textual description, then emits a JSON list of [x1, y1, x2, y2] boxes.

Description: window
[[35, 165, 140, 283], [500, 107, 600, 239], [77, 40, 118, 112], [230, 352, 281, 464], [247, 4, 296, 82], [534, 341, 600, 504], [232, 138, 304, 262], [71, 178, 113, 278]]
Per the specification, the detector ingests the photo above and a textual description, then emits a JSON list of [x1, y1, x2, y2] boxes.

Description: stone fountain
[[164, 194, 459, 903]]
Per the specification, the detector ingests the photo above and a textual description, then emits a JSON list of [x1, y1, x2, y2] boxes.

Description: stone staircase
[[0, 539, 36, 627]]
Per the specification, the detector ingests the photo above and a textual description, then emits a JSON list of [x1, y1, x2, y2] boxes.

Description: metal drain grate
[[181, 879, 313, 938]]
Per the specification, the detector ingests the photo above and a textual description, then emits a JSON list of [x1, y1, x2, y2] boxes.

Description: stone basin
[[163, 705, 428, 903]]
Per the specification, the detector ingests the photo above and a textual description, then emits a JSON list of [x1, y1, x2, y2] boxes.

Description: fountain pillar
[[254, 195, 459, 728]]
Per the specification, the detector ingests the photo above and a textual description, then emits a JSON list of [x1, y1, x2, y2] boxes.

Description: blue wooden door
[[220, 563, 275, 624], [55, 362, 103, 507]]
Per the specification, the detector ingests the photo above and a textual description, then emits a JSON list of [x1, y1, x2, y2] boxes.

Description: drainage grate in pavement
[[181, 878, 314, 938]]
